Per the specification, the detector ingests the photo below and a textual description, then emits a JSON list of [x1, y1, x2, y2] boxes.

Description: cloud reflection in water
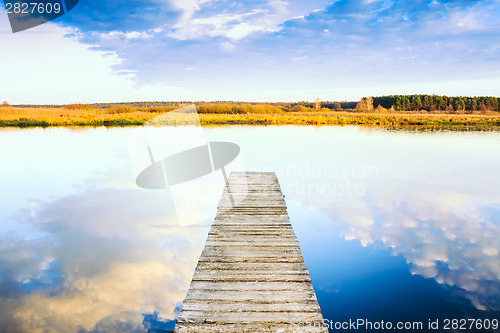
[[340, 185, 498, 311], [0, 188, 208, 332], [212, 125, 500, 314], [202, 125, 500, 313], [2, 126, 500, 332]]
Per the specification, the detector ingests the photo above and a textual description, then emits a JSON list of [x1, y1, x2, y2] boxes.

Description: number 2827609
[[5, 2, 62, 14]]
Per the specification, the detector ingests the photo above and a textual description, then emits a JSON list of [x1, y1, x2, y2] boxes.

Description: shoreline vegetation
[[1, 95, 500, 129]]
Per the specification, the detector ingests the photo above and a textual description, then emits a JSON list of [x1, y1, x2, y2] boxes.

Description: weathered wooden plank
[[174, 172, 327, 333], [197, 257, 306, 263], [188, 281, 311, 290], [191, 273, 312, 283], [177, 311, 325, 323], [198, 257, 304, 264], [208, 234, 297, 240], [204, 241, 300, 246], [199, 251, 303, 258], [184, 289, 318, 302], [192, 274, 311, 282], [175, 323, 328, 333], [203, 245, 301, 251], [180, 301, 322, 312], [207, 232, 297, 237], [193, 262, 308, 272], [214, 217, 290, 222]]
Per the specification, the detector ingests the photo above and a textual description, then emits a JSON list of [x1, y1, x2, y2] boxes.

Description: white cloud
[[219, 41, 238, 52], [168, 0, 212, 22], [170, 10, 269, 41], [422, 6, 493, 36], [0, 18, 186, 104], [165, 0, 322, 41], [100, 30, 155, 40]]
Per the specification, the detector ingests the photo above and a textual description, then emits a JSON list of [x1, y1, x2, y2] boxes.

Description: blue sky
[[1, 0, 500, 103]]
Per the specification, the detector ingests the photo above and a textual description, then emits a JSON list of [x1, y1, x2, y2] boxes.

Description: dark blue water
[[292, 204, 500, 332]]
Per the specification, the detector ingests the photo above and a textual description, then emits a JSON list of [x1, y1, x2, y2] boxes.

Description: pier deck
[[175, 172, 327, 332]]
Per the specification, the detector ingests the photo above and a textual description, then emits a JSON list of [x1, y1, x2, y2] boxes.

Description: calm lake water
[[1, 126, 499, 332]]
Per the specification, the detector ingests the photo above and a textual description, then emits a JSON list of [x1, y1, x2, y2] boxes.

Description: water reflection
[[0, 187, 209, 332], [0, 128, 209, 332], [206, 126, 500, 314], [313, 180, 500, 311], [1, 126, 500, 332]]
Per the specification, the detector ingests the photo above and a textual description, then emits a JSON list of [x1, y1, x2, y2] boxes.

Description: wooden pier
[[175, 172, 327, 332]]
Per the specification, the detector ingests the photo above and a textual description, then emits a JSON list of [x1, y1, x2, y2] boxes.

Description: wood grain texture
[[175, 172, 328, 333]]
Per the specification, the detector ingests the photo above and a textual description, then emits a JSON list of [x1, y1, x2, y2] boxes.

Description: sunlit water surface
[[0, 126, 499, 332]]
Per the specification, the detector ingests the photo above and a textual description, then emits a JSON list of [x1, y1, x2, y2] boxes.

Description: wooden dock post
[[175, 172, 328, 332]]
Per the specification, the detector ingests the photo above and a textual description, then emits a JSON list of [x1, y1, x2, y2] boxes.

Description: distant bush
[[197, 104, 238, 114], [63, 103, 92, 110], [140, 106, 178, 113], [1, 101, 10, 107], [196, 103, 283, 114], [244, 104, 283, 114], [373, 105, 389, 113], [289, 105, 314, 112], [106, 104, 137, 114]]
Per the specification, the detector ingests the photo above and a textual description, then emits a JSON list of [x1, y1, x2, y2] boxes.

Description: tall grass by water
[[1, 103, 499, 129]]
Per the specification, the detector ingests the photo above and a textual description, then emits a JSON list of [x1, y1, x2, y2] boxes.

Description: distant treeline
[[91, 97, 500, 113], [4, 95, 500, 113], [373, 95, 500, 112]]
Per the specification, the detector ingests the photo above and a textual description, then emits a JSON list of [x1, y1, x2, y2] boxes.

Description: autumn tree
[[356, 96, 374, 112], [314, 97, 321, 110]]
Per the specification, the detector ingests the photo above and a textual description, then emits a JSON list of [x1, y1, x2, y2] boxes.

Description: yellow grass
[[0, 106, 158, 126], [1, 106, 500, 128]]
